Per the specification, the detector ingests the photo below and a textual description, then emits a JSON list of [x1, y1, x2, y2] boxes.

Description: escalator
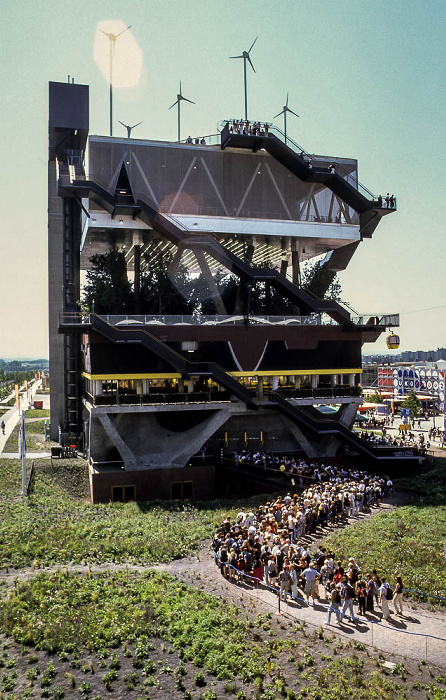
[[220, 122, 395, 237], [265, 392, 404, 462], [90, 315, 257, 409]]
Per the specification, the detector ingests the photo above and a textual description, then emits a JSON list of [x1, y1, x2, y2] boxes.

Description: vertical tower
[[48, 81, 89, 441]]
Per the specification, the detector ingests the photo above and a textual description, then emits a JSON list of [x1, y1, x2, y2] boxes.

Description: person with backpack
[[356, 576, 367, 615], [340, 577, 356, 622], [325, 582, 342, 625], [379, 577, 393, 621]]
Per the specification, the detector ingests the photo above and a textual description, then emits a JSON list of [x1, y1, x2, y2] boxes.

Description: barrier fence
[[214, 556, 446, 667]]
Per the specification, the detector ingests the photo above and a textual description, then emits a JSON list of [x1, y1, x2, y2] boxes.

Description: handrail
[[221, 119, 378, 201], [59, 311, 399, 329]]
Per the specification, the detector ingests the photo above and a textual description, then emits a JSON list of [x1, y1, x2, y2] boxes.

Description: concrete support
[[348, 373, 356, 387], [279, 415, 321, 459], [97, 414, 138, 470], [95, 380, 103, 396], [272, 376, 279, 391], [133, 243, 141, 315], [256, 378, 264, 398], [331, 374, 338, 387], [188, 378, 195, 393], [311, 375, 318, 389], [338, 402, 359, 429]]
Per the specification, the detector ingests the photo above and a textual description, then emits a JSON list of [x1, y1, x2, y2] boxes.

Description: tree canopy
[[401, 390, 422, 418]]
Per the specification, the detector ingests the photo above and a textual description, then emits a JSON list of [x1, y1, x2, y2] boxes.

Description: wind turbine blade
[[116, 25, 132, 37], [248, 36, 258, 53], [246, 54, 256, 73], [181, 97, 195, 104], [99, 29, 110, 37], [273, 110, 284, 119], [286, 92, 289, 107], [169, 100, 179, 110], [229, 55, 244, 59], [131, 122, 143, 129], [118, 121, 127, 128], [286, 108, 300, 118]]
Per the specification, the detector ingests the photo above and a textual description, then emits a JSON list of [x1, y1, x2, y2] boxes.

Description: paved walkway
[[0, 381, 48, 455]]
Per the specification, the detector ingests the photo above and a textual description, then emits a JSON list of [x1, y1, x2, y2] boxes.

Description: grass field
[[0, 458, 445, 698]]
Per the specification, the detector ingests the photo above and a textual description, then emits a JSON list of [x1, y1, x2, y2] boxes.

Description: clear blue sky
[[1, 0, 445, 357]]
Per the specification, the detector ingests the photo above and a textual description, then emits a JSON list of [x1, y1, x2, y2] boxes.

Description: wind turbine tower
[[100, 25, 132, 136], [230, 36, 258, 121], [274, 93, 299, 145], [169, 82, 195, 142], [118, 121, 143, 138]]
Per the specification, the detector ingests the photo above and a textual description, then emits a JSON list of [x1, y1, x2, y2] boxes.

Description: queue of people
[[213, 462, 401, 624]]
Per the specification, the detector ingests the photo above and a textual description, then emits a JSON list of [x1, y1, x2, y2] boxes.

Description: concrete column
[[348, 374, 355, 387], [143, 379, 150, 393], [331, 374, 338, 387], [272, 376, 279, 391], [132, 232, 143, 315], [188, 378, 195, 393], [135, 380, 143, 395], [311, 375, 318, 389], [178, 378, 185, 393], [95, 380, 103, 396], [256, 377, 264, 398]]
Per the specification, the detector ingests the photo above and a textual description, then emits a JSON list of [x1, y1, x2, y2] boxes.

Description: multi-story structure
[[48, 81, 415, 503]]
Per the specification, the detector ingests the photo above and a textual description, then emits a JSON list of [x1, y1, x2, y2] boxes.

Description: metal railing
[[59, 312, 399, 329], [221, 119, 397, 208]]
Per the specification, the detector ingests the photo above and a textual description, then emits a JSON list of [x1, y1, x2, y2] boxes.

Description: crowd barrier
[[214, 556, 446, 659]]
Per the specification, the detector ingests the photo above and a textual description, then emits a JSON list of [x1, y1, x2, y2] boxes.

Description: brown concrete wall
[[90, 464, 215, 503]]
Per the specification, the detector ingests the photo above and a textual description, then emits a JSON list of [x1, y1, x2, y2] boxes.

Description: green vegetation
[[0, 461, 444, 697], [322, 459, 446, 604], [401, 389, 422, 418], [394, 457, 446, 506], [25, 409, 50, 419], [0, 459, 249, 568], [365, 390, 384, 404], [0, 568, 441, 699], [322, 505, 446, 602], [3, 421, 49, 453]]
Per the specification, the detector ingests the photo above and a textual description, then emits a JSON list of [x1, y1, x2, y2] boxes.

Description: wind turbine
[[229, 36, 258, 121], [169, 82, 195, 142], [100, 25, 132, 136], [274, 93, 299, 145], [118, 120, 143, 138]]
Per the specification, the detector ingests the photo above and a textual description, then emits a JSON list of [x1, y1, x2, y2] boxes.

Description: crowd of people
[[229, 119, 270, 137], [212, 461, 403, 625]]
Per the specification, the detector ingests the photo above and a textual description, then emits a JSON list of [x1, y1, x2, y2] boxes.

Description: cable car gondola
[[386, 333, 400, 350]]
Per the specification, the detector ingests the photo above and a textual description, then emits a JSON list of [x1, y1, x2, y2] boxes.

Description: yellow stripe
[[230, 368, 362, 377], [83, 372, 182, 380], [83, 368, 361, 381]]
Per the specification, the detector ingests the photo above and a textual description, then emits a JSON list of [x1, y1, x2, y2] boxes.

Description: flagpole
[[20, 411, 27, 498]]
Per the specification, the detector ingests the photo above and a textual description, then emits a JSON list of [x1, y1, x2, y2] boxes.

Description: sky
[[1, 0, 445, 358]]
